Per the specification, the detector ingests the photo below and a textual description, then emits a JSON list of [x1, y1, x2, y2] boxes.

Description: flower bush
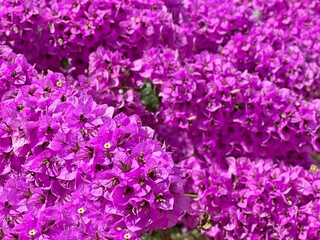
[[1, 0, 320, 239], [0, 48, 188, 239]]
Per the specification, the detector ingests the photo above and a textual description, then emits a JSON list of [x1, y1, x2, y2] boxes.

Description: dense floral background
[[1, 0, 320, 239]]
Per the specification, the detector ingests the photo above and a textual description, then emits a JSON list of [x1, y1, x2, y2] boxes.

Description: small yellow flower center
[[124, 233, 131, 239], [130, 17, 140, 24], [56, 79, 63, 87], [310, 164, 318, 173], [29, 229, 36, 236], [287, 200, 292, 206], [104, 142, 111, 149], [77, 207, 85, 214]]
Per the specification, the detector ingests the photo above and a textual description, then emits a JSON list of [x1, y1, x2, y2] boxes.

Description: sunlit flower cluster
[[1, 0, 320, 239]]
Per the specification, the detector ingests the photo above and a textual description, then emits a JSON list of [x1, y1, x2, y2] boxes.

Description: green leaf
[[312, 154, 320, 164], [61, 58, 70, 69], [252, 11, 262, 19], [184, 193, 199, 198], [139, 80, 160, 112]]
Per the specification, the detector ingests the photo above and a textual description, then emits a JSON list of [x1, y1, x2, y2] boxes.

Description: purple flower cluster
[[1, 0, 320, 239], [0, 46, 188, 239], [158, 53, 320, 166], [222, 0, 320, 99], [0, 0, 181, 76], [182, 157, 320, 239]]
